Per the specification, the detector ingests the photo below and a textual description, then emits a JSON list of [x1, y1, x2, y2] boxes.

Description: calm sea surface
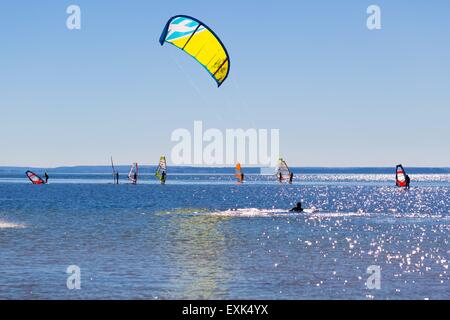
[[0, 172, 449, 299]]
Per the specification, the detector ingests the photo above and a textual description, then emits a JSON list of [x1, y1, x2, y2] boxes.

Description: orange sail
[[235, 163, 244, 183]]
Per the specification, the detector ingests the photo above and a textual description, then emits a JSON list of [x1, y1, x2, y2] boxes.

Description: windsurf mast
[[111, 156, 116, 173], [111, 156, 119, 184]]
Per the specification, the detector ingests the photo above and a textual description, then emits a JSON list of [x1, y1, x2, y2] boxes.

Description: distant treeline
[[0, 166, 449, 174]]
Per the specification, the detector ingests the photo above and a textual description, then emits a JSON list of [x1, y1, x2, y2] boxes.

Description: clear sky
[[0, 1, 449, 167]]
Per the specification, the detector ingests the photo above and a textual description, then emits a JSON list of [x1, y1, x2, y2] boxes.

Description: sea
[[0, 167, 449, 300]]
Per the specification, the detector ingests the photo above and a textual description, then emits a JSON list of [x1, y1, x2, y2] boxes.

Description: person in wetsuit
[[240, 172, 244, 182], [289, 172, 294, 184], [405, 174, 411, 190], [161, 171, 166, 184], [44, 172, 49, 184], [290, 202, 303, 212]]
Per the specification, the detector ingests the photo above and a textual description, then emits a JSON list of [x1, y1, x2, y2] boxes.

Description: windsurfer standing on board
[[289, 172, 294, 184], [277, 172, 282, 183], [161, 171, 166, 184], [44, 172, 49, 184], [405, 174, 411, 190]]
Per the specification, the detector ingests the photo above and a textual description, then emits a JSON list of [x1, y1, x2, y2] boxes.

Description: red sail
[[25, 171, 45, 185], [395, 165, 407, 187]]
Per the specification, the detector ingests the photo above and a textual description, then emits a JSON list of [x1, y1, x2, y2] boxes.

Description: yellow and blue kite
[[159, 15, 230, 87]]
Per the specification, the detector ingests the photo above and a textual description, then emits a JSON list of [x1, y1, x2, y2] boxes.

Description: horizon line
[[1, 165, 450, 169]]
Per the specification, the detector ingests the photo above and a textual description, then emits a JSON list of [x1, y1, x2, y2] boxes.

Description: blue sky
[[0, 1, 449, 167]]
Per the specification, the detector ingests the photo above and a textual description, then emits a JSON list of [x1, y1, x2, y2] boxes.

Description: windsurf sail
[[111, 156, 119, 184], [276, 158, 291, 182], [396, 164, 407, 187], [25, 171, 45, 185], [235, 163, 244, 183], [155, 156, 167, 183], [128, 163, 138, 184], [159, 15, 230, 87]]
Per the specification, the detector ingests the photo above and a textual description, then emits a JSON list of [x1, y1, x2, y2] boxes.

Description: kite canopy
[[159, 15, 230, 87]]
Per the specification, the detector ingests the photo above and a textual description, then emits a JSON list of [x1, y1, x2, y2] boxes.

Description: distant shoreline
[[1, 166, 449, 175]]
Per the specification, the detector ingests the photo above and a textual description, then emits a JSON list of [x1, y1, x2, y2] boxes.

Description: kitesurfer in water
[[405, 174, 411, 190], [289, 172, 294, 184], [44, 172, 49, 184], [290, 202, 303, 212]]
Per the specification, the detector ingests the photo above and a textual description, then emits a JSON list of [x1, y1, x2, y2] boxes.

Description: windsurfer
[[289, 172, 293, 184], [405, 174, 410, 189], [44, 172, 49, 184], [277, 172, 282, 183], [161, 171, 166, 184]]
